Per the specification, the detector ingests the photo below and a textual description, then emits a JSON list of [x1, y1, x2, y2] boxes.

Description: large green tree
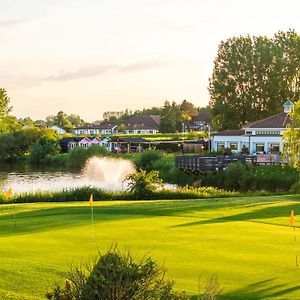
[[209, 30, 300, 130], [283, 100, 300, 170]]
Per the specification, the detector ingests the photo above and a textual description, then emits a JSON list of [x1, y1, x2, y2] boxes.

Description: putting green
[[0, 195, 300, 299]]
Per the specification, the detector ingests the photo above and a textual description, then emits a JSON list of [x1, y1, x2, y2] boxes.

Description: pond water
[[0, 157, 136, 194]]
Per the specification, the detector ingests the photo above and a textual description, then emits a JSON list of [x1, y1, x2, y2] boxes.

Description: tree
[[159, 101, 182, 133], [283, 100, 300, 170], [0, 88, 12, 118], [28, 136, 60, 164], [0, 89, 16, 133], [54, 111, 73, 129], [19, 117, 35, 128], [180, 100, 198, 123], [117, 123, 126, 133], [209, 30, 300, 130], [68, 114, 85, 127]]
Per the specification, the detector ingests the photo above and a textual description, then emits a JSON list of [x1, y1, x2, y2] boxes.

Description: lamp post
[[207, 124, 211, 152], [201, 145, 205, 156]]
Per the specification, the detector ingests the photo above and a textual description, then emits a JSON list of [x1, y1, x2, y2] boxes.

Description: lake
[[0, 157, 135, 194]]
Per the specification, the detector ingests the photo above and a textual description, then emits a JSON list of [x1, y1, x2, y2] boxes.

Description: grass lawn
[[1, 194, 300, 299]]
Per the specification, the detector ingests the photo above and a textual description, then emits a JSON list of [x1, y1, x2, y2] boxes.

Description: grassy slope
[[0, 195, 300, 299]]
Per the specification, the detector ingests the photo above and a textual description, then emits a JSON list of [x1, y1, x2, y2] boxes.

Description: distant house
[[51, 125, 66, 135], [211, 100, 293, 154], [182, 110, 211, 132], [119, 115, 160, 134], [59, 137, 78, 152], [74, 123, 117, 135], [59, 136, 110, 152]]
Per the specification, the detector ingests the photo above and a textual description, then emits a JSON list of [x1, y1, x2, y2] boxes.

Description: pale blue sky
[[1, 0, 300, 121]]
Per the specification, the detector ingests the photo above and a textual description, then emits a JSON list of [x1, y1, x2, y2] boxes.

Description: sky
[[1, 0, 300, 121]]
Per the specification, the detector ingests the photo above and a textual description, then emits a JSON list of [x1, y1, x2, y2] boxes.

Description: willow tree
[[283, 100, 300, 170], [209, 30, 300, 130]]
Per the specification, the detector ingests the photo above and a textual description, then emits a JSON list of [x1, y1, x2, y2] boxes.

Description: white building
[[211, 100, 294, 154], [51, 125, 66, 135], [74, 124, 117, 135]]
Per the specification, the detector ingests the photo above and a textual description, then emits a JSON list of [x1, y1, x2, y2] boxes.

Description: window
[[255, 144, 265, 152], [256, 131, 280, 135], [270, 144, 280, 153], [217, 142, 225, 150], [229, 142, 238, 150]]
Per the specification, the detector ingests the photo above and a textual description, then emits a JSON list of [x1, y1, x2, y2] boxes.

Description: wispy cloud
[[118, 61, 167, 73], [0, 19, 31, 28], [45, 65, 117, 81], [45, 61, 167, 81]]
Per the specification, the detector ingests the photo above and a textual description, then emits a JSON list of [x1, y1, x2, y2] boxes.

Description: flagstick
[[294, 226, 298, 267], [91, 205, 94, 240]]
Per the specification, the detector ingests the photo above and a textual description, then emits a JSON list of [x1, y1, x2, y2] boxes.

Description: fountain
[[1, 156, 136, 194], [80, 156, 136, 190]]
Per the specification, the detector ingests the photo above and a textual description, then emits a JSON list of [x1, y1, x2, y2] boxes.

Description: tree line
[[209, 29, 300, 130], [0, 87, 208, 134]]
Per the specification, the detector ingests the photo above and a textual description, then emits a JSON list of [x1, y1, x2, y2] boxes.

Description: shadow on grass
[[173, 201, 300, 229], [0, 195, 299, 236], [189, 278, 300, 299]]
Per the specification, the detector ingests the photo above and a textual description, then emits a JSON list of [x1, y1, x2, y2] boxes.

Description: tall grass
[[0, 186, 237, 204]]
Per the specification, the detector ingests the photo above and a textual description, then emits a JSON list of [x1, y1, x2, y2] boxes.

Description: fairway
[[1, 195, 300, 299]]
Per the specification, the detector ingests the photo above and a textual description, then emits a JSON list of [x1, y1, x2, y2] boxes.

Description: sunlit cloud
[[44, 61, 168, 81]]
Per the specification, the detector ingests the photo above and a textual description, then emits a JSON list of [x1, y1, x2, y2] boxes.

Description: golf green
[[0, 194, 300, 299]]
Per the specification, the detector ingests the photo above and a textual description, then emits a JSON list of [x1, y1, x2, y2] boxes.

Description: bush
[[127, 170, 163, 199], [152, 156, 194, 186], [67, 147, 87, 169], [86, 145, 108, 157], [202, 163, 298, 192], [67, 146, 109, 169], [290, 180, 300, 193], [135, 149, 162, 171], [28, 136, 60, 165], [46, 246, 188, 300]]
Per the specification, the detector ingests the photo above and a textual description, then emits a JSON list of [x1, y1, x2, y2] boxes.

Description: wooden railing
[[175, 155, 259, 173]]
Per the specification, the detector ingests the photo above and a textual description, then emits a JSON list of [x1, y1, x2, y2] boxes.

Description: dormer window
[[283, 99, 294, 113]]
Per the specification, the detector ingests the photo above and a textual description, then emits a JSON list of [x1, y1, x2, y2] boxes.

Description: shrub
[[200, 276, 223, 300], [46, 246, 188, 300], [135, 149, 162, 171], [152, 156, 194, 186], [126, 170, 163, 199], [67, 147, 88, 169], [28, 136, 60, 165], [86, 145, 108, 157], [290, 180, 300, 193], [202, 163, 298, 192]]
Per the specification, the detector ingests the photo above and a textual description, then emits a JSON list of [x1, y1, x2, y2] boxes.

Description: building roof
[[212, 130, 245, 136], [122, 115, 160, 130], [76, 123, 117, 130], [245, 112, 292, 129], [192, 110, 211, 123]]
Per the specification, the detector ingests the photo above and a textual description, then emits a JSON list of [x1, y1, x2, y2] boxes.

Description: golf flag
[[290, 210, 295, 226], [89, 194, 94, 207], [4, 188, 13, 198]]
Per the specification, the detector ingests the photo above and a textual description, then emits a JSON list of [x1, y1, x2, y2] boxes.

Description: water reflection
[[0, 171, 128, 194]]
